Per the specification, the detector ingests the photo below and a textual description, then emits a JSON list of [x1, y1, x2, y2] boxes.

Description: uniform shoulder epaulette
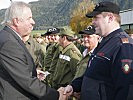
[[70, 48, 82, 60], [71, 47, 82, 57], [121, 37, 129, 44], [71, 48, 77, 53], [54, 43, 59, 47]]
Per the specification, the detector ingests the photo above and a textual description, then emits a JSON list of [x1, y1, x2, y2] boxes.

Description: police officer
[[64, 1, 133, 100], [74, 25, 99, 79], [52, 26, 82, 89]]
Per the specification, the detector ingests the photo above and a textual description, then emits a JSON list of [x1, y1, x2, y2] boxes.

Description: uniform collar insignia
[[97, 52, 104, 56]]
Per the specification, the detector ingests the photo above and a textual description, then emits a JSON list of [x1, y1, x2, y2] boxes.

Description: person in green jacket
[[43, 27, 60, 71], [33, 34, 47, 57], [24, 35, 45, 69], [46, 43, 63, 86], [52, 26, 82, 89], [74, 25, 100, 79]]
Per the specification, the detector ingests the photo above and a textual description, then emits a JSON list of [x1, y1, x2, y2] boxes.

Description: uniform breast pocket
[[59, 59, 66, 64], [89, 55, 111, 76], [96, 55, 110, 61]]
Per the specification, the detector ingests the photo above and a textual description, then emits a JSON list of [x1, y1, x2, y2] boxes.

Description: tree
[[69, 0, 95, 33]]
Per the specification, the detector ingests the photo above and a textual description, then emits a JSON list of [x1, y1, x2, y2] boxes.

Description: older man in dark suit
[[0, 1, 66, 100]]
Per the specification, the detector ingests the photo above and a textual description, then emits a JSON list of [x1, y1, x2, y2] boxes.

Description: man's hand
[[63, 85, 73, 96], [37, 70, 46, 81], [73, 92, 80, 100], [58, 87, 68, 100]]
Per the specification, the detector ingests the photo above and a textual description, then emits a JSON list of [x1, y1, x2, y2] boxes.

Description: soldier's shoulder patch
[[121, 59, 133, 74], [122, 64, 131, 74], [121, 38, 129, 43]]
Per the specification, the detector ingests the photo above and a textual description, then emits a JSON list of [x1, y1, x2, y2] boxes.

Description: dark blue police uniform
[[71, 28, 133, 100]]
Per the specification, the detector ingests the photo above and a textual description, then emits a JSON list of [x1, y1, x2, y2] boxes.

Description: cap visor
[[86, 11, 101, 18], [44, 32, 51, 35], [79, 30, 93, 35], [41, 34, 46, 36]]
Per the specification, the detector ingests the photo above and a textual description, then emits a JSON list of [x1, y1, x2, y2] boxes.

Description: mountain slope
[[0, 0, 132, 30]]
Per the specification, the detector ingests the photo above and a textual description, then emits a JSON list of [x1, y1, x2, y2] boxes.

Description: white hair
[[1, 1, 30, 25]]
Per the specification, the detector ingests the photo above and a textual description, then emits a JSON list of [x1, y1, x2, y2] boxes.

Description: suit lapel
[[3, 26, 37, 76]]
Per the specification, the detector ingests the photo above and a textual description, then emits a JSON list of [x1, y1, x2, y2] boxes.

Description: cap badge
[[95, 3, 100, 8], [48, 28, 57, 32], [86, 26, 92, 31]]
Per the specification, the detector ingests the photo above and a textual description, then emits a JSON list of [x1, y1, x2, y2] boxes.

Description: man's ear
[[108, 13, 114, 23], [12, 18, 19, 27], [63, 35, 66, 40]]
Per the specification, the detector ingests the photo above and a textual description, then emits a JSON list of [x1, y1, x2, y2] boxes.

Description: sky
[[0, 0, 39, 10]]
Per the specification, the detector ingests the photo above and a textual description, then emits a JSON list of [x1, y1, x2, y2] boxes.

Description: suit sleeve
[[0, 40, 59, 100]]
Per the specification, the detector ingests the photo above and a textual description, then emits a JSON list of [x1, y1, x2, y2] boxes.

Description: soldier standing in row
[[52, 26, 82, 89], [74, 25, 99, 79], [43, 27, 60, 71], [24, 35, 45, 69], [47, 42, 63, 86], [33, 34, 47, 56]]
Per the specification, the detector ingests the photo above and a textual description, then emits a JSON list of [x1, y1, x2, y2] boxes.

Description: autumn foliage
[[69, 0, 95, 33]]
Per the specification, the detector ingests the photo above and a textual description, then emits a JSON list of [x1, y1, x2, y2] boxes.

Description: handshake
[[57, 85, 80, 100]]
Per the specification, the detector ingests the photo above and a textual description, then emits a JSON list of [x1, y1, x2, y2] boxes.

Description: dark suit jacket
[[0, 26, 59, 100]]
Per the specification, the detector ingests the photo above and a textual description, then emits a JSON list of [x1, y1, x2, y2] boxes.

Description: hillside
[[0, 0, 133, 30], [30, 0, 82, 29]]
